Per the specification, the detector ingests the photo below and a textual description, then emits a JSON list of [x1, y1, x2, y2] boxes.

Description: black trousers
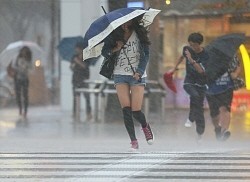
[[14, 78, 29, 115], [184, 84, 206, 135]]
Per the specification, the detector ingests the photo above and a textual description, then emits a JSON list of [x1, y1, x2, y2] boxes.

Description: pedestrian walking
[[101, 16, 154, 151], [13, 46, 33, 119], [70, 42, 92, 120], [173, 32, 209, 140], [206, 55, 242, 141]]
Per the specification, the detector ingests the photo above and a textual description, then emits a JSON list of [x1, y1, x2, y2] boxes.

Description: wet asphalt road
[[0, 106, 249, 181]]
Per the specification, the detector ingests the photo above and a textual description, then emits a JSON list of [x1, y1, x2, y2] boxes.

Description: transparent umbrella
[[0, 40, 45, 70]]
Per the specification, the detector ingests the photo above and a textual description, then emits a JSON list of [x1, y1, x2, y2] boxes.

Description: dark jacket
[[71, 55, 90, 88]]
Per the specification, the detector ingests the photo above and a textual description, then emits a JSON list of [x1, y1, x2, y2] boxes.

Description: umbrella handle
[[101, 6, 107, 14]]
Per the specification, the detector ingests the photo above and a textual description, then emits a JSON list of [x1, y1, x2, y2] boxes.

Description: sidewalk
[[0, 105, 249, 153]]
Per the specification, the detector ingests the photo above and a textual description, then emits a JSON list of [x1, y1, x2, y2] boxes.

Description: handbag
[[99, 55, 116, 79], [7, 62, 16, 78]]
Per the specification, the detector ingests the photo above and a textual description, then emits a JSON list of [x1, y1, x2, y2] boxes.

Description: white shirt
[[113, 31, 146, 77], [14, 57, 32, 80]]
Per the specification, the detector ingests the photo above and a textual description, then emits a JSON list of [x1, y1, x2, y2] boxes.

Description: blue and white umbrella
[[82, 7, 161, 61]]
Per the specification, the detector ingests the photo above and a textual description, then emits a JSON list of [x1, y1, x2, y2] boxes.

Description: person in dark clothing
[[70, 43, 92, 120], [13, 46, 33, 119], [206, 55, 241, 141], [174, 32, 209, 140]]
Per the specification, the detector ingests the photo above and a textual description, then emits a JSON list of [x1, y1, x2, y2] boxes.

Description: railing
[[74, 79, 166, 122], [144, 80, 166, 120], [74, 80, 106, 122]]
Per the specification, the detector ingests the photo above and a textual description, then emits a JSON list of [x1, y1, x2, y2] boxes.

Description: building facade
[[161, 0, 250, 110]]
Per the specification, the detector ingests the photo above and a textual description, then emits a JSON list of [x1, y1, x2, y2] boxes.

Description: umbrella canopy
[[57, 36, 84, 61], [82, 7, 161, 61], [0, 41, 44, 70], [205, 33, 246, 83], [163, 71, 177, 93]]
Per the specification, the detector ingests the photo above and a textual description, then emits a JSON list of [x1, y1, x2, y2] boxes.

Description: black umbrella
[[205, 33, 246, 83]]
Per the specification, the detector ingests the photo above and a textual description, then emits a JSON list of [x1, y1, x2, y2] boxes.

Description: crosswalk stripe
[[0, 152, 250, 181]]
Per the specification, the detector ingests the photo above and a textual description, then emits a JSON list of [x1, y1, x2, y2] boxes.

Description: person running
[[174, 32, 209, 140], [206, 55, 242, 141], [101, 16, 153, 151], [13, 46, 33, 119]]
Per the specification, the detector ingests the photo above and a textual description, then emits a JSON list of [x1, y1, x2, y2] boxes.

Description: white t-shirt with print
[[113, 31, 147, 77]]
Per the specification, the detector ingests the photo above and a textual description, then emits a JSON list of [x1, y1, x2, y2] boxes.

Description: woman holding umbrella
[[101, 16, 153, 151], [13, 46, 33, 119]]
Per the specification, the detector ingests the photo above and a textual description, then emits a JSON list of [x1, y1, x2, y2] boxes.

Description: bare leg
[[116, 84, 131, 108], [130, 85, 144, 111], [211, 114, 222, 140], [116, 84, 136, 141], [219, 106, 230, 132], [211, 115, 220, 128], [217, 106, 231, 141]]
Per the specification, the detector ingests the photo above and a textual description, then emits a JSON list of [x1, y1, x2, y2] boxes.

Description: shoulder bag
[[99, 55, 116, 79], [7, 62, 16, 78]]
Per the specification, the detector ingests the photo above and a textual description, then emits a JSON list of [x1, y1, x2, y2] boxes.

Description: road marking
[[0, 152, 249, 181]]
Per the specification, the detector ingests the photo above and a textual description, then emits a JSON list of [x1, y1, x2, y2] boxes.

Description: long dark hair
[[109, 27, 125, 47], [129, 15, 150, 45], [18, 46, 32, 62], [109, 15, 150, 47]]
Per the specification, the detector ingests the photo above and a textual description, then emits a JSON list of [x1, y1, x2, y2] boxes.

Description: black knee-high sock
[[132, 110, 147, 128], [122, 107, 136, 141]]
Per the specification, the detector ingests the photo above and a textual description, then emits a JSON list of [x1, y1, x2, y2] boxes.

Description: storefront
[[161, 0, 250, 111]]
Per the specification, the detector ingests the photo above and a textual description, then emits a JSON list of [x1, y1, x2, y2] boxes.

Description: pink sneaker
[[142, 123, 154, 145], [129, 140, 139, 151]]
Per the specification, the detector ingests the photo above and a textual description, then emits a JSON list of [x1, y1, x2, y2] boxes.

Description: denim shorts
[[113, 74, 146, 87]]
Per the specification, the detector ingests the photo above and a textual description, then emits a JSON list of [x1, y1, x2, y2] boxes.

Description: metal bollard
[[145, 80, 167, 121]]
